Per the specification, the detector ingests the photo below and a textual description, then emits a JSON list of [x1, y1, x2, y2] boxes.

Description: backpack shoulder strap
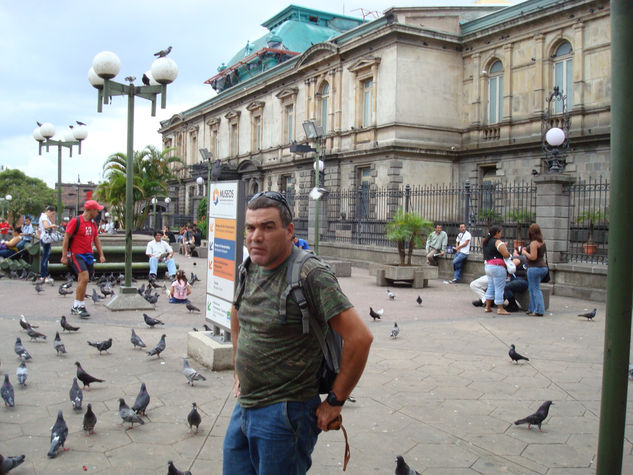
[[282, 247, 322, 334], [68, 216, 81, 249], [232, 256, 251, 310]]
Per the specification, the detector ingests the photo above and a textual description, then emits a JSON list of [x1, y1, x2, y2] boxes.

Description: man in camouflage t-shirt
[[222, 191, 373, 475]]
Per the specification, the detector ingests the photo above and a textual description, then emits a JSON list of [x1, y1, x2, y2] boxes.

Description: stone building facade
[[159, 0, 611, 222]]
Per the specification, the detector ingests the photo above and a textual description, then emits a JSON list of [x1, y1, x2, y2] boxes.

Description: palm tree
[[96, 145, 183, 229]]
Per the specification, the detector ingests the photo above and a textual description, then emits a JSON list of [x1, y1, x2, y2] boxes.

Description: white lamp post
[[302, 120, 325, 254], [0, 194, 12, 221]]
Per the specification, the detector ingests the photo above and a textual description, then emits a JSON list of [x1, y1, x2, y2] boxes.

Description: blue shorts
[[70, 253, 95, 275], [169, 297, 190, 304]]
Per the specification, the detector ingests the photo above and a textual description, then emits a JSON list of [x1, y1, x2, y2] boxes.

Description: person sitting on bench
[[146, 230, 177, 279], [0, 227, 22, 258]]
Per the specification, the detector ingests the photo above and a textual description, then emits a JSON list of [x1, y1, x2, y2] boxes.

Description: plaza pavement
[[1, 255, 632, 474]]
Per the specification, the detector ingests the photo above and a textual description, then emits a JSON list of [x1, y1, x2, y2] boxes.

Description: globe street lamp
[[151, 197, 158, 230], [33, 122, 88, 215], [541, 86, 570, 173], [164, 197, 171, 228], [302, 120, 325, 255], [0, 194, 12, 222], [90, 49, 177, 310]]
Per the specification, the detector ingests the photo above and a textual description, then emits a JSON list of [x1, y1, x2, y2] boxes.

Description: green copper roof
[[461, 0, 559, 35]]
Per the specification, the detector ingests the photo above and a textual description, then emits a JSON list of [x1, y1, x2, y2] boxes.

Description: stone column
[[533, 174, 575, 263]]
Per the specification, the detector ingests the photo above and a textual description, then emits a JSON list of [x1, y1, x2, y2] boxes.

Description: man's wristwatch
[[326, 391, 345, 406]]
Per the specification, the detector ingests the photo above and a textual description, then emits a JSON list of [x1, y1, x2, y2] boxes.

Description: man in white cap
[[60, 200, 106, 319]]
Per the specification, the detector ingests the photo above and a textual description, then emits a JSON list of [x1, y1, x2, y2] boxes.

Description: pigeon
[[187, 402, 201, 434], [14, 338, 32, 361], [34, 282, 44, 294], [142, 73, 151, 86], [578, 308, 597, 320], [60, 316, 80, 332], [190, 272, 200, 285], [0, 453, 26, 473], [88, 338, 113, 355], [167, 460, 192, 475], [47, 410, 68, 458], [61, 278, 73, 289], [369, 307, 383, 321], [132, 383, 150, 416], [130, 329, 146, 349], [395, 455, 421, 475], [26, 327, 47, 342], [37, 121, 43, 126], [99, 283, 114, 297], [154, 46, 172, 58], [147, 334, 166, 358], [19, 315, 37, 330], [186, 302, 200, 313], [416, 295, 422, 305], [83, 403, 97, 435], [16, 362, 27, 386], [69, 377, 83, 411], [76, 120, 86, 126], [514, 400, 553, 431], [183, 357, 207, 386], [124, 75, 136, 83], [75, 361, 104, 389], [90, 288, 103, 304], [203, 324, 213, 332], [58, 284, 73, 296], [509, 344, 529, 364], [54, 332, 67, 356], [387, 289, 395, 300], [138, 283, 146, 296], [145, 292, 159, 304], [118, 398, 144, 428], [143, 313, 164, 328], [2, 374, 15, 407], [390, 322, 400, 339]]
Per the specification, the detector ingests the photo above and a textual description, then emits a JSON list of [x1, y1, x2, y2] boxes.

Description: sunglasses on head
[[249, 191, 292, 217]]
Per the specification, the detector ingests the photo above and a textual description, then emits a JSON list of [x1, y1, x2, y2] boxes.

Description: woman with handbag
[[38, 205, 58, 283], [482, 225, 512, 315], [522, 223, 548, 317]]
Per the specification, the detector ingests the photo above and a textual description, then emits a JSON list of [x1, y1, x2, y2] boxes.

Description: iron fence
[[564, 176, 610, 264]]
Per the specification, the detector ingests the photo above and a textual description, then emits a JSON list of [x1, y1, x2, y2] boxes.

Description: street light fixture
[[151, 197, 158, 230], [90, 49, 177, 309], [541, 86, 570, 173], [302, 120, 326, 255], [33, 122, 88, 215], [0, 194, 12, 221]]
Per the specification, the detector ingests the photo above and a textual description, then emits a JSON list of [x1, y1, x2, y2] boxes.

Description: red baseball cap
[[84, 200, 104, 211]]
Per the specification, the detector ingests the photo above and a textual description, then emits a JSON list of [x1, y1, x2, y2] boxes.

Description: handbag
[[40, 229, 63, 244], [542, 248, 551, 283], [504, 256, 516, 275]]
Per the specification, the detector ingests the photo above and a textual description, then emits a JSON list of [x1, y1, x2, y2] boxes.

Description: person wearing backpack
[[223, 191, 373, 475]]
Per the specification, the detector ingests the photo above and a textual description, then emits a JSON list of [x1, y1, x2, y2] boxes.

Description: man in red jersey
[[60, 200, 106, 319]]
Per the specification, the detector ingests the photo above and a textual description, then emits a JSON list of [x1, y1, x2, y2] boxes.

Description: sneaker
[[472, 300, 484, 307], [71, 306, 91, 319], [449, 279, 458, 284]]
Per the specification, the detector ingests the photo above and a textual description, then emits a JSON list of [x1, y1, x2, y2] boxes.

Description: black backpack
[[233, 246, 343, 394]]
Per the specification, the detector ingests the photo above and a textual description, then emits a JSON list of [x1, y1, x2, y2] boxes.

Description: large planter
[[583, 242, 597, 255], [377, 264, 438, 289]]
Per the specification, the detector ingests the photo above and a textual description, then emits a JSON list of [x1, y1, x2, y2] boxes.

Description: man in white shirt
[[450, 223, 471, 283], [146, 230, 177, 279]]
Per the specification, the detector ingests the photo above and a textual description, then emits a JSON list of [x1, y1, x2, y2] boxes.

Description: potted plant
[[576, 210, 607, 255], [477, 208, 503, 226], [385, 207, 434, 266], [507, 208, 535, 250]]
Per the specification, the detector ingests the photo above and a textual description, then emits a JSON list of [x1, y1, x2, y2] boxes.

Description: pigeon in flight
[[509, 344, 529, 364], [578, 308, 597, 320], [60, 316, 79, 332], [76, 120, 86, 126], [2, 374, 15, 407], [124, 76, 136, 83], [88, 338, 113, 355], [369, 307, 383, 321], [416, 295, 422, 305], [186, 302, 200, 313], [183, 357, 207, 386], [75, 361, 104, 390], [69, 377, 83, 411], [395, 455, 421, 475], [131, 383, 150, 417], [154, 46, 172, 58], [36, 121, 43, 127], [47, 410, 68, 458], [167, 460, 192, 475], [387, 289, 395, 300], [26, 327, 47, 342], [83, 403, 97, 435], [130, 329, 146, 349], [0, 453, 26, 473], [14, 338, 32, 361], [16, 362, 28, 386], [118, 398, 145, 428], [187, 402, 202, 434], [390, 322, 400, 339], [143, 313, 164, 328], [146, 334, 166, 358], [19, 315, 37, 330], [514, 400, 553, 431], [54, 332, 67, 356]]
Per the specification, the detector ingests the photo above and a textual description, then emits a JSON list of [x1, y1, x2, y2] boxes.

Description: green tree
[[0, 169, 56, 225], [385, 208, 434, 265], [197, 196, 208, 239], [96, 145, 183, 229]]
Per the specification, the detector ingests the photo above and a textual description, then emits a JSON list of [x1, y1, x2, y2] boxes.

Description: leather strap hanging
[[327, 415, 350, 471]]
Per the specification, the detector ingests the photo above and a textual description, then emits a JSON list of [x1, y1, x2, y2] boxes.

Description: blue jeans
[[527, 267, 548, 314], [148, 257, 177, 277], [485, 264, 507, 305], [223, 395, 321, 475], [452, 252, 468, 281], [40, 242, 52, 278]]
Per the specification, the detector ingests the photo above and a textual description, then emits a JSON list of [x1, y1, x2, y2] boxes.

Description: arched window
[[487, 60, 503, 124], [553, 41, 573, 112], [319, 82, 329, 133]]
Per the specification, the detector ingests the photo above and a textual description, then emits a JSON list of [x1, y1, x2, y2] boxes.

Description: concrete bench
[[325, 259, 352, 277], [376, 265, 439, 289], [515, 284, 552, 311]]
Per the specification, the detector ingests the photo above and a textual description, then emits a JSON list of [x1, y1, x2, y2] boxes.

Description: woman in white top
[[39, 205, 58, 283]]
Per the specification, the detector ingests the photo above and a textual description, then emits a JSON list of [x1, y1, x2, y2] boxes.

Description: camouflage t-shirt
[[235, 248, 352, 408]]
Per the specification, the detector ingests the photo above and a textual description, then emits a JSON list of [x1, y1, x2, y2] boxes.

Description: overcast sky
[[0, 0, 521, 188]]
